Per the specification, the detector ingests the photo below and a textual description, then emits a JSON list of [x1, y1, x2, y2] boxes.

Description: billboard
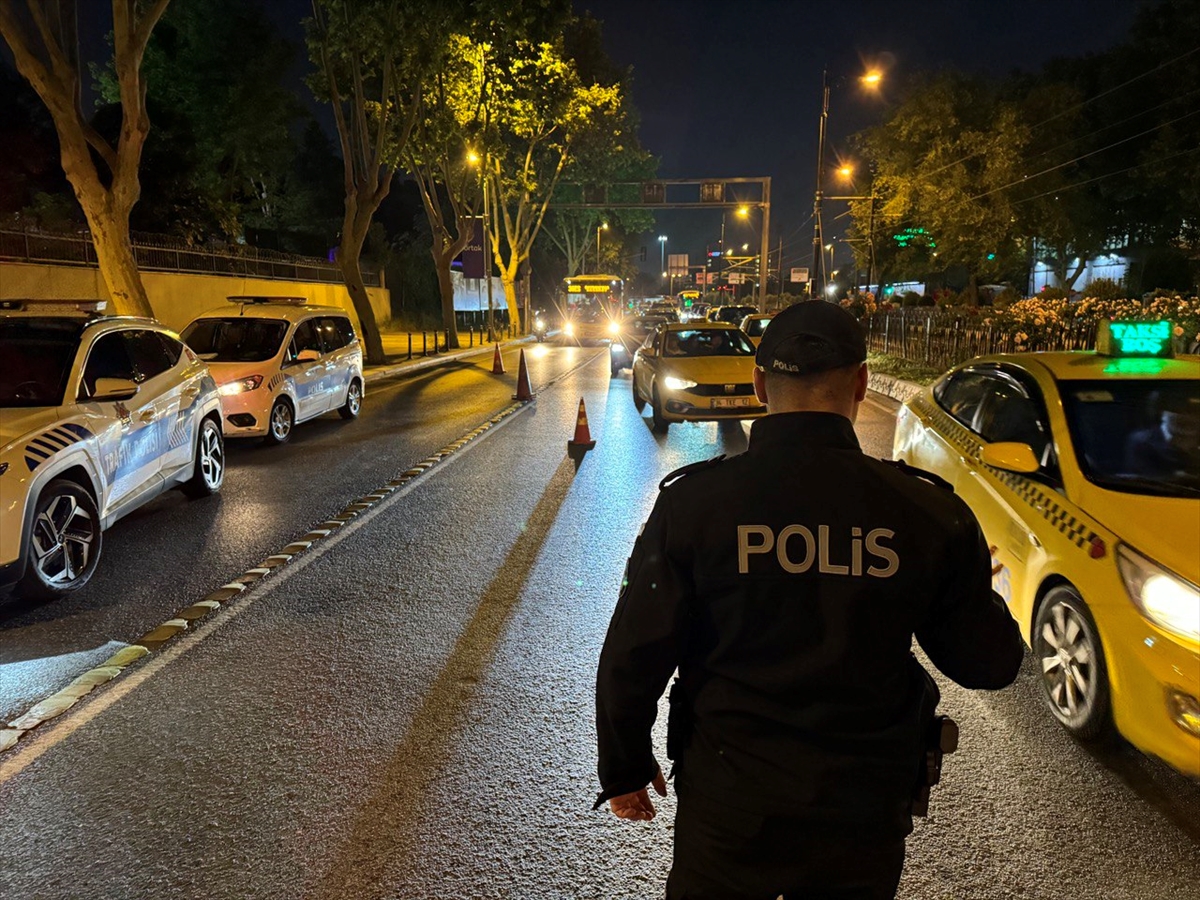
[[667, 253, 689, 277], [789, 267, 810, 283], [459, 218, 485, 279]]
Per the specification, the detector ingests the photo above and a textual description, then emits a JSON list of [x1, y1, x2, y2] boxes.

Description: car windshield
[[717, 306, 756, 323], [1060, 379, 1200, 498], [0, 318, 84, 407], [663, 329, 755, 357], [182, 317, 289, 363], [744, 317, 772, 336], [627, 317, 664, 332]]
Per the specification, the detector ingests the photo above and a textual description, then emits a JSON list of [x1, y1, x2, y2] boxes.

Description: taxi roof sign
[[1096, 319, 1174, 359]]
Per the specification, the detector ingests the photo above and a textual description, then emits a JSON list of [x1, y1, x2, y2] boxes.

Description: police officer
[[595, 301, 1025, 900]]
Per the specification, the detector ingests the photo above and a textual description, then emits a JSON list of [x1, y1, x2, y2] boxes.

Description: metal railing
[[864, 310, 1097, 372], [0, 228, 380, 288]]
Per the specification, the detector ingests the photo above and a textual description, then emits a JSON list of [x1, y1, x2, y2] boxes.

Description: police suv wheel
[[18, 479, 102, 600], [1034, 585, 1112, 741], [182, 417, 225, 498], [651, 386, 670, 432], [265, 397, 294, 445], [631, 377, 646, 412], [339, 379, 362, 420]]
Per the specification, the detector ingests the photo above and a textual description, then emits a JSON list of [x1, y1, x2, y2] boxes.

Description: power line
[[967, 107, 1200, 203], [910, 45, 1200, 182], [1008, 144, 1200, 207]]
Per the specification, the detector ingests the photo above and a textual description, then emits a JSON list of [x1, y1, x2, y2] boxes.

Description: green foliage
[[1083, 277, 1127, 301], [865, 352, 942, 386], [18, 191, 77, 230], [1039, 286, 1069, 300]]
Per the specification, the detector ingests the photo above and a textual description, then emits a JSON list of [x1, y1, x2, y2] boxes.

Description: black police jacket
[[595, 411, 1025, 835]]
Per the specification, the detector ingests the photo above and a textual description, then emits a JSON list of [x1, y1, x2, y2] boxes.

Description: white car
[[0, 300, 225, 599], [181, 297, 364, 444]]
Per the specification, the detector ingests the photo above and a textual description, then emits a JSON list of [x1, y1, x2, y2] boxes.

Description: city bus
[[561, 274, 625, 342]]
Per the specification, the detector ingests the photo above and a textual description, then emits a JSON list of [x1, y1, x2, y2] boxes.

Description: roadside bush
[[1084, 277, 1127, 301], [900, 290, 921, 307], [1038, 285, 1069, 300]]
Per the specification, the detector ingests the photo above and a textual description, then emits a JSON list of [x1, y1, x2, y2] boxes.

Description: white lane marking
[[0, 402, 539, 785]]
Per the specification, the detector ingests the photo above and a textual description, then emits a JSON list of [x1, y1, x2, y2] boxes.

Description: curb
[[867, 372, 926, 404], [0, 397, 533, 757], [364, 336, 534, 385]]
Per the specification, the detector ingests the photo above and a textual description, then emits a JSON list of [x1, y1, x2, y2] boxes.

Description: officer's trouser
[[666, 789, 905, 900]]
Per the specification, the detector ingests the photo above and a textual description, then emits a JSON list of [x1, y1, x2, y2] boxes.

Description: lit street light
[[596, 221, 608, 273], [658, 235, 668, 289]]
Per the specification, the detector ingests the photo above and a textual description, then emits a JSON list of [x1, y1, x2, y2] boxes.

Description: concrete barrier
[[0, 261, 391, 336]]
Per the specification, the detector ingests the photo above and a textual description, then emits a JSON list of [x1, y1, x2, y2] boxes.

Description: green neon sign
[[1096, 320, 1174, 358]]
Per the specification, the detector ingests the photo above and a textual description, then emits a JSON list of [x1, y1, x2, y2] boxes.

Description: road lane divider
[[0, 346, 606, 768]]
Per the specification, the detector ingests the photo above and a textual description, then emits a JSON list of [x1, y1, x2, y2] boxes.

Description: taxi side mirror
[[642, 344, 657, 357], [90, 377, 140, 402], [980, 441, 1040, 474]]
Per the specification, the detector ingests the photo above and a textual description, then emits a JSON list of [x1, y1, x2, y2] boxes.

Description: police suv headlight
[[663, 376, 698, 391], [219, 375, 264, 396], [1117, 544, 1200, 642]]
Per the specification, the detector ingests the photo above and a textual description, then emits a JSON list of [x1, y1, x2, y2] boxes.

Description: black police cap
[[755, 300, 867, 376]]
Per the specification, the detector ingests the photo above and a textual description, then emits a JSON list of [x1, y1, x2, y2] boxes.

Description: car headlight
[[1116, 544, 1200, 642], [535, 318, 545, 329], [218, 374, 264, 396], [663, 376, 698, 391], [611, 342, 626, 354], [608, 321, 621, 336], [564, 323, 575, 336]]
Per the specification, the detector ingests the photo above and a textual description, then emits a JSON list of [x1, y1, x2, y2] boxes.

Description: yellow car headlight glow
[[663, 376, 698, 391], [1116, 544, 1200, 642], [218, 374, 264, 396], [608, 321, 621, 336], [564, 322, 575, 336]]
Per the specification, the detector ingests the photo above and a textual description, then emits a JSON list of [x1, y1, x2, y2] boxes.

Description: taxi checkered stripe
[[911, 394, 1099, 552]]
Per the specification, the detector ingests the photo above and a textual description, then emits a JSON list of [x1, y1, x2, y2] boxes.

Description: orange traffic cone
[[568, 397, 596, 451], [492, 342, 506, 374], [513, 348, 534, 401]]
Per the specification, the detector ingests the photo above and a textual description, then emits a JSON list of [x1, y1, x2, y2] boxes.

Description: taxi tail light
[[1116, 544, 1200, 643]]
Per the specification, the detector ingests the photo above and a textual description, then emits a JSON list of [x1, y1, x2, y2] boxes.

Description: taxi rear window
[[182, 318, 289, 363]]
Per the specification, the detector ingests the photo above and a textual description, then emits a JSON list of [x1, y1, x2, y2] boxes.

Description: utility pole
[[757, 177, 771, 311], [483, 156, 495, 342], [811, 68, 829, 299]]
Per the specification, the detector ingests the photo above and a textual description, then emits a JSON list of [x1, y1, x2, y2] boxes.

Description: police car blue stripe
[[25, 445, 51, 460], [32, 434, 68, 452]]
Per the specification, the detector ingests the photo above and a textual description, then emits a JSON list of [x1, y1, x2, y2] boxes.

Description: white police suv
[[0, 300, 225, 599]]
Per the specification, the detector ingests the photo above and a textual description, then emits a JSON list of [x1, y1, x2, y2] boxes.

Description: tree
[[0, 0, 169, 316], [483, 39, 623, 323], [306, 0, 454, 364]]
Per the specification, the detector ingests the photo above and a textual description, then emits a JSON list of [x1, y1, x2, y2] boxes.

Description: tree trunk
[[338, 214, 386, 365], [501, 274, 521, 327], [433, 246, 461, 350], [85, 202, 152, 317]]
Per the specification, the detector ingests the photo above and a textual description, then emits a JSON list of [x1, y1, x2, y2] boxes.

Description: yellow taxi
[[893, 321, 1199, 775], [630, 322, 766, 431]]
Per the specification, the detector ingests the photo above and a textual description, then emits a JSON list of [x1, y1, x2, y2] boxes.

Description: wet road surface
[[1, 349, 1197, 899]]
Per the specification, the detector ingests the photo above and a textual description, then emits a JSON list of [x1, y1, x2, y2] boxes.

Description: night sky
[[67, 0, 1143, 280], [582, 0, 1141, 278]]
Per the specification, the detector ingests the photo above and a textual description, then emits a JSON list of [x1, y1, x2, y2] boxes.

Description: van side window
[[334, 316, 357, 346], [290, 320, 323, 359], [316, 317, 346, 351]]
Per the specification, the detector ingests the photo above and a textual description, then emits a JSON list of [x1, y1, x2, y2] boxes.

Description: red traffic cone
[[492, 342, 506, 374], [568, 397, 596, 451], [513, 348, 534, 401]]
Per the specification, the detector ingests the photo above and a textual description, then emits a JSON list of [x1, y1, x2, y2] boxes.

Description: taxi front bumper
[[1107, 610, 1200, 776], [658, 384, 766, 422]]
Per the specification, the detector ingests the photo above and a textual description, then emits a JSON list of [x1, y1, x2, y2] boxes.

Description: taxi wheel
[[182, 417, 225, 498], [264, 397, 294, 445], [631, 377, 646, 412], [19, 479, 102, 600], [339, 379, 363, 420], [650, 386, 670, 432], [1033, 585, 1113, 742]]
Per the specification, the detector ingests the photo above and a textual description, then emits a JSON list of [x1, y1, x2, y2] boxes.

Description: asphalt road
[[1, 346, 1197, 899], [0, 341, 591, 720]]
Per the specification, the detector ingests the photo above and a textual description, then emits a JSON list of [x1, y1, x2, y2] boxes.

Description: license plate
[[712, 397, 753, 409]]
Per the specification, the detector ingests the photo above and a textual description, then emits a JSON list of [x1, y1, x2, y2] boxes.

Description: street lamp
[[467, 148, 495, 341], [658, 235, 668, 290], [596, 221, 609, 273], [811, 67, 884, 297], [829, 163, 878, 295]]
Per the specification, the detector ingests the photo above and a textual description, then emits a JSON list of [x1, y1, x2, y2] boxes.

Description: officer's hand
[[608, 768, 668, 821], [988, 545, 1003, 577]]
